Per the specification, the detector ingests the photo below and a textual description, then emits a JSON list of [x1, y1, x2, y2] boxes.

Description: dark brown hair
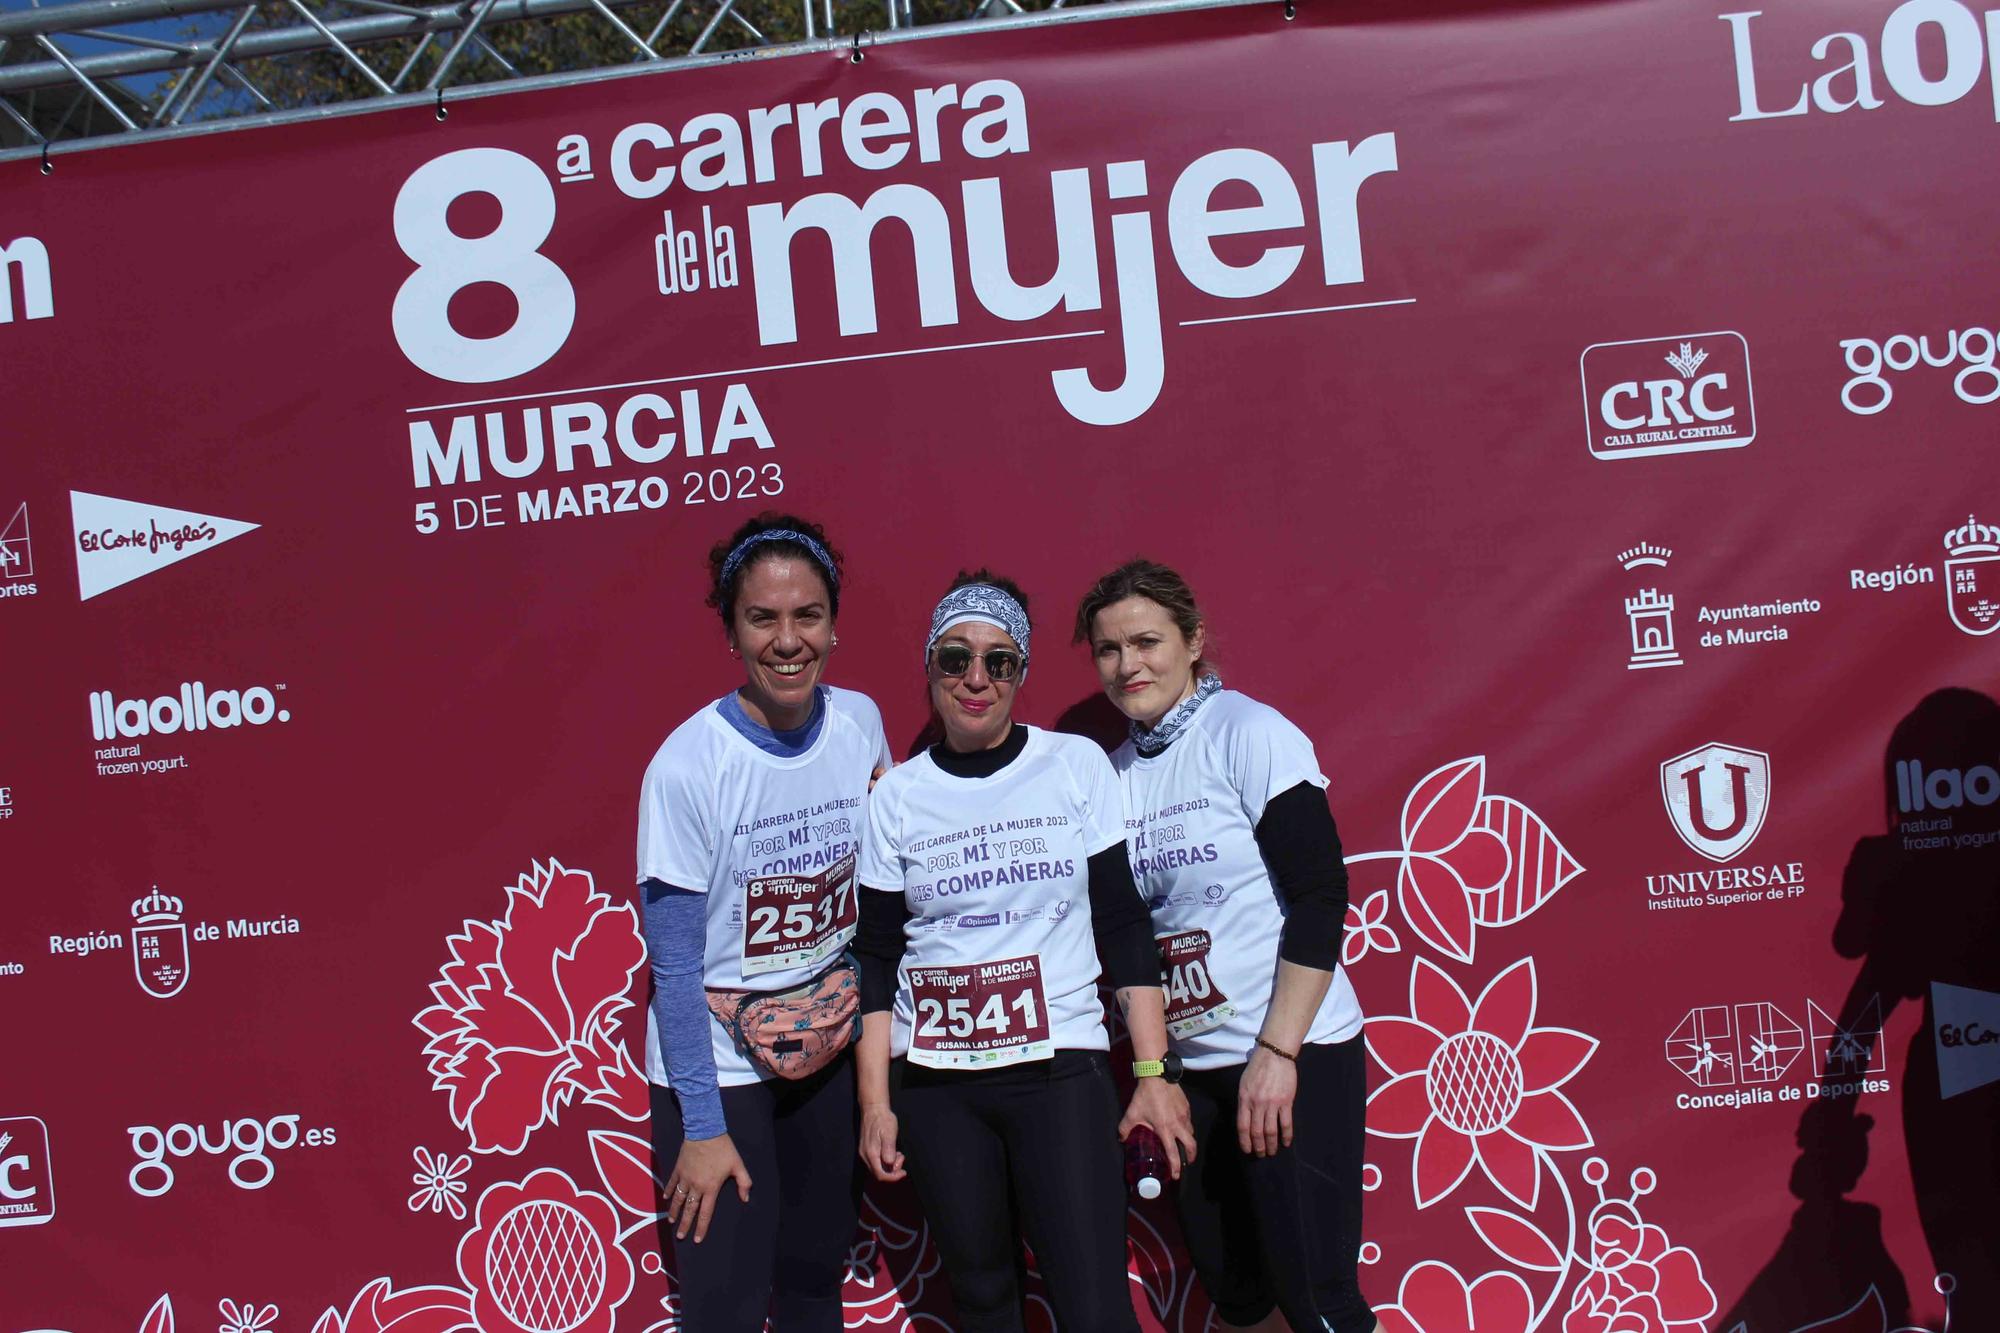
[[1073, 559, 1209, 672], [705, 513, 842, 624]]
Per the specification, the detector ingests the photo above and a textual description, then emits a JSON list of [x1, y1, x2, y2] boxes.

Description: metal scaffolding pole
[[0, 0, 1252, 159]]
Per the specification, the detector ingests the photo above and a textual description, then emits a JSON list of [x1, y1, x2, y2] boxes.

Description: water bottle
[[1125, 1125, 1168, 1200]]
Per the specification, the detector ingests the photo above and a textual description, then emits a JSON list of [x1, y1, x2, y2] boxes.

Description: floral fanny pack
[[706, 957, 860, 1080]]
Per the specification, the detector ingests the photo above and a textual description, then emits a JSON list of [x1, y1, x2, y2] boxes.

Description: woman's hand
[[859, 1102, 906, 1182], [665, 1134, 753, 1243], [1237, 1045, 1298, 1157], [1119, 1078, 1197, 1179]]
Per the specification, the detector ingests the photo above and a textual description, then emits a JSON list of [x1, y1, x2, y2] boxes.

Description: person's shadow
[[1718, 687, 1999, 1331]]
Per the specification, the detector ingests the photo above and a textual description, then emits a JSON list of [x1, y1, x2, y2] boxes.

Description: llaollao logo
[[90, 683, 290, 741]]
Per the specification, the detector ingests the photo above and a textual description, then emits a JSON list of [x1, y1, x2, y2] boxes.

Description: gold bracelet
[[1254, 1037, 1298, 1062]]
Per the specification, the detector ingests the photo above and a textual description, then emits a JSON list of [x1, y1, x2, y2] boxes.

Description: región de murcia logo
[[1944, 514, 2000, 637], [131, 888, 190, 999]]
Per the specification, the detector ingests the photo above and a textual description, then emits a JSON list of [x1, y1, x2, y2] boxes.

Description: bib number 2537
[[908, 954, 1052, 1070], [741, 853, 857, 977]]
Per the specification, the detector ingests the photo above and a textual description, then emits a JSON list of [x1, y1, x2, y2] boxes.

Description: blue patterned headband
[[926, 584, 1031, 673], [719, 529, 839, 596]]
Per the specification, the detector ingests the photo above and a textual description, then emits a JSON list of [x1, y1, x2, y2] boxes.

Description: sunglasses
[[931, 644, 1023, 682]]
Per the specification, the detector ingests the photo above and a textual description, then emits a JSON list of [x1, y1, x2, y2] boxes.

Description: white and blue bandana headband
[[719, 529, 839, 594], [926, 584, 1031, 680]]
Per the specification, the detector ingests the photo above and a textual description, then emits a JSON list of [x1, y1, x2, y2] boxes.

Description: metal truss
[[0, 0, 1190, 156]]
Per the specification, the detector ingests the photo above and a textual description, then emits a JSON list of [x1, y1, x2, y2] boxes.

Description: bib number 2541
[[908, 954, 1052, 1069]]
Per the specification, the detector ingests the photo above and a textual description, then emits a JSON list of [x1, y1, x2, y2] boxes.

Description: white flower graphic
[[407, 1146, 472, 1220], [217, 1299, 277, 1333]]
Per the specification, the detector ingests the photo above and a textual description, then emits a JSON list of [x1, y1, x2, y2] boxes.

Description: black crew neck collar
[[931, 723, 1028, 778]]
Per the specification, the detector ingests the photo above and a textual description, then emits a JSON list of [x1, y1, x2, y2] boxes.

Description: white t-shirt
[[860, 726, 1126, 1068], [637, 685, 891, 1087], [1112, 689, 1363, 1069]]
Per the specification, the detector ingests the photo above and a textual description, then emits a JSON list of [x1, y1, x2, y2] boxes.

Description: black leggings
[[892, 1050, 1141, 1333], [649, 1054, 859, 1333], [1177, 1037, 1372, 1333]]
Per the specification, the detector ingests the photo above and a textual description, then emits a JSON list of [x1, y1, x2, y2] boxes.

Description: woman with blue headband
[[636, 513, 891, 1333], [851, 569, 1195, 1333], [1077, 560, 1375, 1333]]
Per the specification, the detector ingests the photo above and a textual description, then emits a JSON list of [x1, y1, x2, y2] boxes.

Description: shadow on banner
[[1719, 688, 2000, 1333]]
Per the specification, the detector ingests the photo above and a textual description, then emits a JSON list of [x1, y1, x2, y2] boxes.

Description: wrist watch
[[1133, 1051, 1184, 1084]]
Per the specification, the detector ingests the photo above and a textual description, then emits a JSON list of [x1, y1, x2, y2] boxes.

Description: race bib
[[741, 852, 857, 977], [907, 953, 1053, 1069], [1159, 929, 1236, 1040]]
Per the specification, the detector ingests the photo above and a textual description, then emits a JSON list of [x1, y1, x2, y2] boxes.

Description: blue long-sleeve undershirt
[[642, 879, 726, 1140]]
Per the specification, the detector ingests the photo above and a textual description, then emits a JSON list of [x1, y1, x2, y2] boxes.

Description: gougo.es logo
[[127, 1114, 335, 1197], [1839, 326, 2000, 415]]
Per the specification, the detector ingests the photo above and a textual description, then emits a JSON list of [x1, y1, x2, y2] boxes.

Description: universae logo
[[1660, 742, 1771, 863], [1581, 333, 1755, 460]]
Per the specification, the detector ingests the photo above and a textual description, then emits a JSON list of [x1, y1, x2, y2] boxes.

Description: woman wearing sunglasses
[[1077, 559, 1375, 1333], [636, 513, 891, 1333], [851, 571, 1194, 1333]]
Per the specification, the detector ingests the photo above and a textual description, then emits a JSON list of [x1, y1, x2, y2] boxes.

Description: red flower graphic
[[1366, 957, 1596, 1208], [457, 1169, 635, 1333], [1351, 757, 1582, 965], [310, 1278, 475, 1333], [1562, 1202, 1715, 1333], [415, 860, 650, 1154], [1374, 1262, 1534, 1333]]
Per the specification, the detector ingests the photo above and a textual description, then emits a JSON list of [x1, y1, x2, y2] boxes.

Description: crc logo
[[1582, 333, 1754, 460], [0, 1116, 55, 1227], [1661, 742, 1771, 863], [127, 1114, 336, 1197]]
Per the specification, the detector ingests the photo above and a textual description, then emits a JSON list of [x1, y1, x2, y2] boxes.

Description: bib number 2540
[[1159, 929, 1235, 1039]]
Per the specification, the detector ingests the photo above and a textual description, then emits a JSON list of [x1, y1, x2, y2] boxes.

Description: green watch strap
[[1132, 1059, 1166, 1079]]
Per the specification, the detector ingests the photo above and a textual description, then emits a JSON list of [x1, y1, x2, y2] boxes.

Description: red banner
[[4, 1, 1996, 1329]]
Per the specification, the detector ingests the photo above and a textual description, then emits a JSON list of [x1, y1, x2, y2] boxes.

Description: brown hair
[[1072, 559, 1209, 672]]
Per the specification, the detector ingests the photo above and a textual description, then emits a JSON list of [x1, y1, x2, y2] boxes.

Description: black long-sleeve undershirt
[[853, 725, 1162, 1012], [1253, 780, 1350, 970]]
